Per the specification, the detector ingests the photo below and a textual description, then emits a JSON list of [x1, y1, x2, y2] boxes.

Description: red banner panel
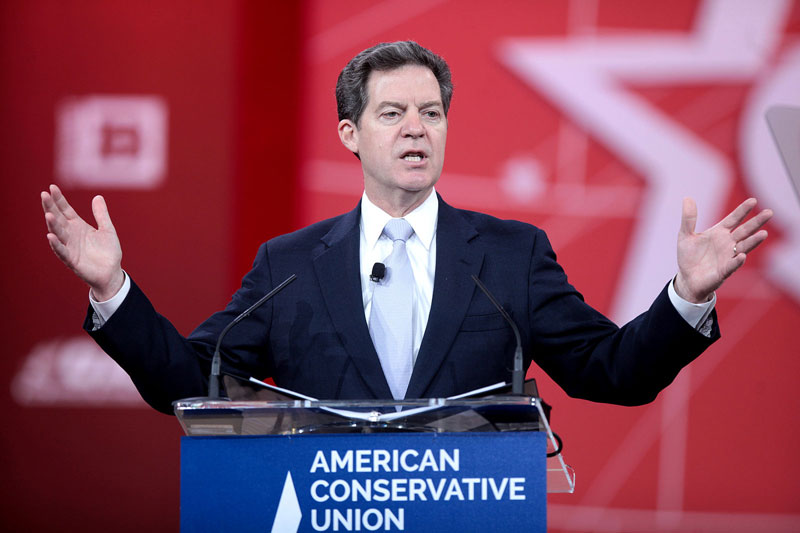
[[0, 1, 299, 530]]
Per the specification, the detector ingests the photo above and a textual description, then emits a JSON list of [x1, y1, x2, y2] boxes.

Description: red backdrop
[[1, 1, 798, 531], [0, 1, 299, 530]]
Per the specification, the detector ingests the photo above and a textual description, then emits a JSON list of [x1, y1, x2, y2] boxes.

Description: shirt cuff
[[667, 276, 716, 335], [89, 271, 131, 328]]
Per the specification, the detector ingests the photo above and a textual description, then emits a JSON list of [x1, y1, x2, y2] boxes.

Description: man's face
[[338, 65, 447, 214]]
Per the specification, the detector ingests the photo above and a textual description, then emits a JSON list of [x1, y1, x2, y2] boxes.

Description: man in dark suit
[[41, 42, 772, 415]]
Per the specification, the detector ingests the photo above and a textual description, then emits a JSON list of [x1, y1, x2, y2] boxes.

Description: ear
[[338, 119, 359, 155]]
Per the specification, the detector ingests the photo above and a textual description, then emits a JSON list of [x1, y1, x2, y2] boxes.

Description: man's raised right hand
[[41, 184, 124, 302]]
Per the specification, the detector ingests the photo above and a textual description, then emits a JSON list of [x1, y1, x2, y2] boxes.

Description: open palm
[[41, 184, 124, 301], [675, 197, 772, 303]]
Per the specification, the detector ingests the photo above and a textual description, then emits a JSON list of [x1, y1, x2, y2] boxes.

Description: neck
[[366, 188, 433, 218]]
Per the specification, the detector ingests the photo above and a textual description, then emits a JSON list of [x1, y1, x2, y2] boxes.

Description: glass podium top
[[173, 377, 575, 493]]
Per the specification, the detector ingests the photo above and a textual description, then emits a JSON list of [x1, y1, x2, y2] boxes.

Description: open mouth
[[401, 152, 426, 162]]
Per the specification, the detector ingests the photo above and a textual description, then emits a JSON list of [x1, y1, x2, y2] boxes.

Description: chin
[[398, 183, 435, 195], [398, 173, 438, 191]]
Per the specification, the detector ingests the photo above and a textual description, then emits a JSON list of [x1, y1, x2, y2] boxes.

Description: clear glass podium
[[174, 376, 575, 494]]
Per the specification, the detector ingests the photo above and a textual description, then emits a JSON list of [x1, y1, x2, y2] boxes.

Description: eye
[[382, 111, 400, 119], [424, 110, 441, 119]]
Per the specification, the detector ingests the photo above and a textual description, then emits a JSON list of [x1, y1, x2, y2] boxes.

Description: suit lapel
[[406, 197, 484, 398], [313, 203, 393, 399]]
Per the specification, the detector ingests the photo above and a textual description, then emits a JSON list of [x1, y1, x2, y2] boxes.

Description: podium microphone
[[208, 274, 297, 399], [471, 274, 524, 395]]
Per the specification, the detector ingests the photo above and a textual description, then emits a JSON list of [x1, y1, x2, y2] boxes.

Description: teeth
[[403, 154, 422, 162]]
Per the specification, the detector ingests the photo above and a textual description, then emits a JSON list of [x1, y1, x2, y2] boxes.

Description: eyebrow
[[377, 100, 443, 110], [377, 101, 405, 110]]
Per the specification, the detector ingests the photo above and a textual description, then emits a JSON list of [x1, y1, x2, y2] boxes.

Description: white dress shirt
[[359, 189, 438, 365]]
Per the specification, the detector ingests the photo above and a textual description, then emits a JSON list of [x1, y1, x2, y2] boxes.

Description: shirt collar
[[361, 188, 439, 251]]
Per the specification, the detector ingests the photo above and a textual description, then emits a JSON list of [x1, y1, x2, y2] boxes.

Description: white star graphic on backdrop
[[499, 0, 791, 324], [499, 0, 798, 530]]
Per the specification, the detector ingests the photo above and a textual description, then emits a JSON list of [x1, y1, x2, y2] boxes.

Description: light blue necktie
[[369, 218, 415, 400]]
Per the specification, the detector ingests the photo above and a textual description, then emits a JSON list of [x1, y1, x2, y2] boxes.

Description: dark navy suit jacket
[[87, 196, 718, 414]]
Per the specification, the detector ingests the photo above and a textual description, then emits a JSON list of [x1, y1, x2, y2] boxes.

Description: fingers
[[722, 252, 748, 280], [42, 190, 68, 240], [720, 197, 758, 230], [43, 211, 61, 238], [45, 232, 70, 263], [731, 208, 773, 243], [41, 186, 72, 242], [49, 184, 79, 220], [41, 184, 73, 230], [735, 229, 769, 256], [91, 195, 115, 232], [41, 189, 60, 223], [680, 197, 697, 236]]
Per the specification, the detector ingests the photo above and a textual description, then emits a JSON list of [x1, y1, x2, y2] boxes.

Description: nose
[[401, 112, 425, 138]]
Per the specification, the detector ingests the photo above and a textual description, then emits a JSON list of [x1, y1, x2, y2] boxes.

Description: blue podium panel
[[181, 432, 546, 532]]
